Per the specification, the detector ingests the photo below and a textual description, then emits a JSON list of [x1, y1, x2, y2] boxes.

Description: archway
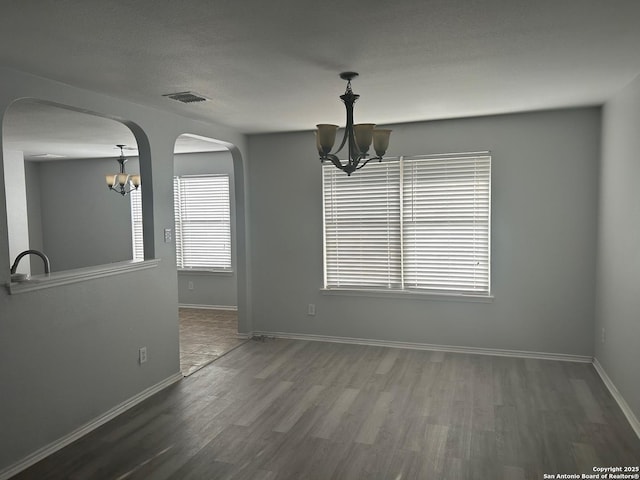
[[172, 133, 247, 375], [2, 99, 148, 276]]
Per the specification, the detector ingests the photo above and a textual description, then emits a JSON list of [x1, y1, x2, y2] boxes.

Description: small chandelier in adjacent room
[[315, 72, 391, 176], [105, 145, 140, 196]]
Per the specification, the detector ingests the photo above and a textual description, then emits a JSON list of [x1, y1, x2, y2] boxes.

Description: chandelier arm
[[324, 154, 347, 172], [355, 156, 377, 170]]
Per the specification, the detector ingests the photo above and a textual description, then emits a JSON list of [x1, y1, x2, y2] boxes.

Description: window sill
[[320, 288, 493, 303], [7, 259, 161, 295], [178, 269, 234, 276]]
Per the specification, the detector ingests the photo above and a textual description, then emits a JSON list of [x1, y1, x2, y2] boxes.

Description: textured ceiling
[[2, 0, 640, 141]]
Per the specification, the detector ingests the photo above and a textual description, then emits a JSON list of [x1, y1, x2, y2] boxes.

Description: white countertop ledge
[[7, 259, 161, 294]]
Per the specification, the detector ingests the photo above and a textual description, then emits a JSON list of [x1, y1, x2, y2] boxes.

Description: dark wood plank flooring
[[12, 340, 640, 479]]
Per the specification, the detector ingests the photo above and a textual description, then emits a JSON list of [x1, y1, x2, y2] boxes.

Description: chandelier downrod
[[316, 72, 391, 175]]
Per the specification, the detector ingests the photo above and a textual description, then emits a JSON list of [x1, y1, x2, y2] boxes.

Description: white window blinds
[[130, 188, 144, 261], [322, 153, 491, 295], [323, 160, 402, 288], [403, 154, 491, 294], [173, 175, 232, 270]]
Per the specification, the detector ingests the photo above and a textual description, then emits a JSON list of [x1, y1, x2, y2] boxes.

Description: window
[[173, 175, 232, 270], [323, 153, 490, 295], [131, 174, 232, 271], [130, 188, 144, 261], [323, 160, 402, 288]]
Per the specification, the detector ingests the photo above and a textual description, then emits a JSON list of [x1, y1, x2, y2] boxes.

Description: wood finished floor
[[13, 339, 640, 479], [179, 308, 246, 376]]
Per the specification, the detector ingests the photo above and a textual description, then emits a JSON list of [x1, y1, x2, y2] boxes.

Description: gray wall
[[174, 150, 237, 307], [595, 74, 640, 421], [0, 66, 250, 474], [247, 108, 601, 356], [24, 160, 44, 274], [32, 157, 138, 271]]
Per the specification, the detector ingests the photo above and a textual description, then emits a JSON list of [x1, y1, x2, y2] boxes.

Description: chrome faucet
[[10, 250, 51, 274]]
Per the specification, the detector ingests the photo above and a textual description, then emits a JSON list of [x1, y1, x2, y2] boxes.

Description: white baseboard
[[0, 373, 183, 480], [249, 330, 593, 363], [179, 303, 238, 311], [593, 358, 640, 439]]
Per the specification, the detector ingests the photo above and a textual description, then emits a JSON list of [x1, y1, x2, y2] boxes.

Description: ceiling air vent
[[163, 91, 208, 104]]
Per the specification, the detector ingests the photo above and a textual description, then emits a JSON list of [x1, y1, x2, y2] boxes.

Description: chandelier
[[315, 72, 391, 176], [105, 145, 140, 196]]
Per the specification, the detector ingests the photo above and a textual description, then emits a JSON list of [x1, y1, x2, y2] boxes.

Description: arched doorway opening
[[172, 133, 246, 375]]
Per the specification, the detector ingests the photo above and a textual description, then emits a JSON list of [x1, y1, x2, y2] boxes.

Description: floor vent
[[163, 91, 208, 103]]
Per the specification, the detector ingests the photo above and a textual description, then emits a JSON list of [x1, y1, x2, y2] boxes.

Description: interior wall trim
[[0, 372, 183, 480], [593, 358, 640, 439], [178, 303, 238, 311], [250, 330, 593, 363]]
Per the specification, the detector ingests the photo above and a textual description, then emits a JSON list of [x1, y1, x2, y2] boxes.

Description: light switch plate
[[139, 347, 148, 364]]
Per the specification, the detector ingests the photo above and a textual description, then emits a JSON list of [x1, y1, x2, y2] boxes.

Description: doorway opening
[[173, 134, 246, 375]]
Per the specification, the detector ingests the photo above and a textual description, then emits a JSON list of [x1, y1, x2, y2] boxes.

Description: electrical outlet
[[188, 281, 194, 290], [307, 304, 316, 316], [139, 347, 148, 364], [164, 228, 172, 243], [601, 328, 606, 344]]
